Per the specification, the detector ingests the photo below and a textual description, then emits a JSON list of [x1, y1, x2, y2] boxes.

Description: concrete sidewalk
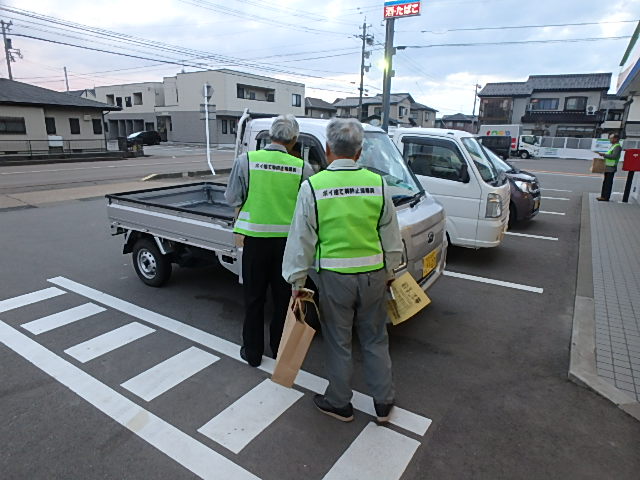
[[570, 193, 640, 420]]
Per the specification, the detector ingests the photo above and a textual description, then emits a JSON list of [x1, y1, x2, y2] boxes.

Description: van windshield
[[358, 131, 424, 202], [461, 137, 500, 185]]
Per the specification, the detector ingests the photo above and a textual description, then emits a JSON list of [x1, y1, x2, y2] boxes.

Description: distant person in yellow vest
[[225, 114, 313, 367], [283, 118, 403, 423], [596, 133, 622, 201]]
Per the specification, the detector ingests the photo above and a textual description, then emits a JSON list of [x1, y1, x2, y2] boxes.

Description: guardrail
[[0, 139, 108, 157]]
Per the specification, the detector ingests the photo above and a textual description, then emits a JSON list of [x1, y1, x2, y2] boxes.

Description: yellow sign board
[[386, 272, 431, 325]]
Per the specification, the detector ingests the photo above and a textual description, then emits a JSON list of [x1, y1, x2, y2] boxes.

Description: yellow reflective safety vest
[[605, 142, 622, 168], [309, 167, 385, 274], [233, 149, 304, 237]]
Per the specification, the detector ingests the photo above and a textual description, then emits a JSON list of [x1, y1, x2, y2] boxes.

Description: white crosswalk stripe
[[322, 422, 420, 480], [21, 303, 106, 335], [0, 287, 65, 313], [121, 346, 219, 401], [64, 322, 155, 362], [198, 379, 304, 454], [0, 281, 432, 480]]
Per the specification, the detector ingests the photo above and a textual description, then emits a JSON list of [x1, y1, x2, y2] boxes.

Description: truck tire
[[132, 238, 172, 287], [509, 202, 517, 227], [519, 150, 530, 159]]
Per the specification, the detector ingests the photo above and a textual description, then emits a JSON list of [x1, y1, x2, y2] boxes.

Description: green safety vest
[[234, 149, 303, 237], [605, 143, 622, 168], [309, 168, 385, 274]]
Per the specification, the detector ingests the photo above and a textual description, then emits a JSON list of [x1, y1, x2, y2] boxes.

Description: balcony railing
[[0, 138, 108, 158]]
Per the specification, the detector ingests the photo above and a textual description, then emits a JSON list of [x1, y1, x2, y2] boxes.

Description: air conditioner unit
[[586, 105, 597, 115]]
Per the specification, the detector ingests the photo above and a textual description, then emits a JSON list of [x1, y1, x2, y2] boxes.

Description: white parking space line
[[64, 322, 155, 363], [322, 422, 420, 480], [0, 287, 65, 313], [541, 196, 570, 201], [48, 276, 432, 437], [0, 320, 259, 480], [543, 188, 572, 192], [21, 303, 106, 335], [198, 379, 303, 454], [539, 211, 566, 216], [444, 271, 544, 294], [505, 232, 558, 241], [121, 347, 219, 402]]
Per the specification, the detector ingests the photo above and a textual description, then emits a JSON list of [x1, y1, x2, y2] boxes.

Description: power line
[[398, 36, 632, 49], [414, 19, 640, 34]]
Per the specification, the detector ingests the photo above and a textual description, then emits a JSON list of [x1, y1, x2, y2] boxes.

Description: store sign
[[384, 0, 421, 19]]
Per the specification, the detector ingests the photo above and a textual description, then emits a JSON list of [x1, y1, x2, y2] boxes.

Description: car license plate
[[423, 250, 438, 278]]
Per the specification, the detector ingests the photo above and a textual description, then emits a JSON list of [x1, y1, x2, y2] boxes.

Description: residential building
[[599, 94, 625, 136], [0, 78, 119, 156], [305, 97, 336, 118], [332, 93, 437, 127], [478, 73, 613, 137], [92, 69, 305, 144], [437, 113, 478, 133]]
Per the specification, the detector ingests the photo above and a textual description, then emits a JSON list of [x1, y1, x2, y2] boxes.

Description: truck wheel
[[509, 202, 517, 227], [519, 150, 530, 159], [132, 238, 172, 287]]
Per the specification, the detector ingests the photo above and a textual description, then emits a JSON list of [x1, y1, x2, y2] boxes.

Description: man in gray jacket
[[596, 133, 622, 202], [282, 118, 403, 423]]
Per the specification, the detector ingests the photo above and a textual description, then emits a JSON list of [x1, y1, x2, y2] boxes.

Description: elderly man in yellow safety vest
[[283, 118, 403, 424], [225, 114, 313, 367], [596, 133, 622, 202]]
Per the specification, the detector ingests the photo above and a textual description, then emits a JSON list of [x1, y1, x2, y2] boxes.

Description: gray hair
[[326, 118, 364, 158], [270, 114, 299, 143]]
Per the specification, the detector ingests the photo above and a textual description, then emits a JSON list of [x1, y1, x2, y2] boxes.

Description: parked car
[[482, 146, 541, 226], [392, 127, 510, 249], [479, 135, 511, 160], [127, 131, 162, 146]]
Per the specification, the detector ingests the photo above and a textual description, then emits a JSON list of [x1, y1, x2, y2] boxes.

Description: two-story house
[[478, 73, 613, 137], [90, 69, 305, 144], [332, 93, 437, 127], [436, 113, 479, 133], [304, 97, 336, 119]]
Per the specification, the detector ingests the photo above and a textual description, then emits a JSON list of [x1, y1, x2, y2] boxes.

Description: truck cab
[[391, 128, 511, 249], [238, 117, 447, 293]]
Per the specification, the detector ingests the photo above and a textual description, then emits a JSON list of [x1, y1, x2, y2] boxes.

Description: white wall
[[94, 82, 163, 113]]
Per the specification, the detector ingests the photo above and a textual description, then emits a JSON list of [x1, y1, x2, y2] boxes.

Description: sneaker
[[313, 394, 354, 422], [374, 402, 394, 423], [240, 346, 261, 367]]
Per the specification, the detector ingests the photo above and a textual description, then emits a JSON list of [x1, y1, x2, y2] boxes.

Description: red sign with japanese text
[[383, 1, 421, 19]]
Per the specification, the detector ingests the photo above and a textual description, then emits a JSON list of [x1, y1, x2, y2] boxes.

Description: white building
[[91, 69, 305, 145]]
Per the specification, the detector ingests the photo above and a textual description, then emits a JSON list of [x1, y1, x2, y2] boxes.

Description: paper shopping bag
[[591, 157, 605, 174], [386, 272, 431, 325], [272, 295, 317, 388]]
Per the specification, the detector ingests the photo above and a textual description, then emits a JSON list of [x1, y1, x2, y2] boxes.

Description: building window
[[399, 106, 407, 117], [221, 119, 228, 135], [237, 86, 245, 99], [125, 96, 132, 107], [106, 94, 115, 106], [133, 92, 143, 105], [292, 94, 301, 107], [564, 97, 587, 111], [248, 91, 256, 100], [529, 98, 559, 110], [231, 119, 237, 135], [267, 93, 275, 102], [0, 116, 26, 134], [555, 126, 594, 138], [45, 117, 56, 135], [116, 97, 123, 107], [69, 118, 81, 134], [374, 107, 381, 116], [607, 111, 622, 121], [92, 119, 103, 134]]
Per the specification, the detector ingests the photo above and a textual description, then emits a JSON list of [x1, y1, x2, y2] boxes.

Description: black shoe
[[374, 402, 394, 423], [313, 394, 354, 422], [240, 346, 261, 367]]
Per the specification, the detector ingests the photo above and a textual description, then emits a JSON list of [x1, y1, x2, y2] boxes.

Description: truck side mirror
[[459, 164, 470, 183]]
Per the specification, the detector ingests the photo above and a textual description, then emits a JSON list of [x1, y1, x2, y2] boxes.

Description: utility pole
[[1, 20, 13, 80], [64, 66, 70, 92], [357, 19, 373, 122], [381, 18, 396, 132], [203, 83, 215, 175]]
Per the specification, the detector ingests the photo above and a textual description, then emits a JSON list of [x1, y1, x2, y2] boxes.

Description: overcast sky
[[2, 0, 639, 115]]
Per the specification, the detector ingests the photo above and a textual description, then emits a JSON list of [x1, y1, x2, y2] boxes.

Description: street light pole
[[381, 18, 396, 132]]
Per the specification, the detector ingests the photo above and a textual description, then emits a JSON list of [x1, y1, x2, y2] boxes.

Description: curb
[[0, 154, 128, 167], [142, 168, 231, 181], [568, 193, 640, 421]]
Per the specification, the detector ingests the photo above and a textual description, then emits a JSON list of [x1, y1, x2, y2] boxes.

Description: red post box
[[622, 149, 640, 171]]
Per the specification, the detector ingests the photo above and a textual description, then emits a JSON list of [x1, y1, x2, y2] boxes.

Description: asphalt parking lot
[[1, 157, 639, 479]]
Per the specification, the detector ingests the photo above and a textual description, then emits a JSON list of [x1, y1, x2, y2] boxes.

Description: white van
[[391, 128, 510, 249]]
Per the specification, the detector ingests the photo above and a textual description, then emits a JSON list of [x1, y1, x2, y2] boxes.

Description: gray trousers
[[315, 269, 395, 407]]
